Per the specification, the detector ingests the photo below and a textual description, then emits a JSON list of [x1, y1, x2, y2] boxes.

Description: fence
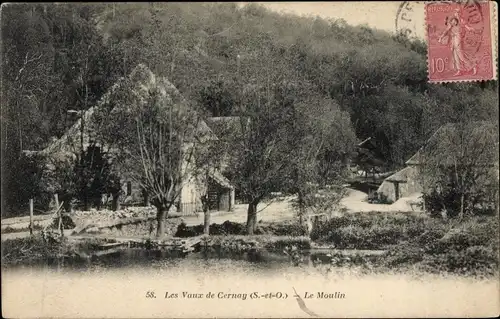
[[177, 202, 203, 216]]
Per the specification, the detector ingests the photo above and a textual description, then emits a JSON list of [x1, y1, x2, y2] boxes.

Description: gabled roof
[[385, 166, 412, 183], [406, 121, 499, 165], [41, 64, 217, 156], [209, 169, 233, 189]]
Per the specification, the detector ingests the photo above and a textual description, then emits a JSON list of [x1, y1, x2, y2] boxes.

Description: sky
[[246, 1, 427, 39]]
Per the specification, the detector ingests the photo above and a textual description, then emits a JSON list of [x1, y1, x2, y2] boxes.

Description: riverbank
[[2, 212, 498, 278]]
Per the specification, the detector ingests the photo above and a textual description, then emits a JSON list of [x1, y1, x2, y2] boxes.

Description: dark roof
[[406, 121, 499, 165], [385, 166, 412, 183], [42, 64, 217, 156]]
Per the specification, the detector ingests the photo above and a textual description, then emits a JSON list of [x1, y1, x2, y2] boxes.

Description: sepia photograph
[[1, 1, 499, 318]]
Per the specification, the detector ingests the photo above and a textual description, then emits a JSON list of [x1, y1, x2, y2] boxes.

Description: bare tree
[[419, 121, 499, 218], [94, 65, 216, 237]]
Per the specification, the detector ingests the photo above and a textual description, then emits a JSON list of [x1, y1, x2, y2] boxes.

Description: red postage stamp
[[426, 1, 497, 82]]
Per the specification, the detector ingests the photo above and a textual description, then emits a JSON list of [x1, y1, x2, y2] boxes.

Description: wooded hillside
[[1, 3, 498, 215]]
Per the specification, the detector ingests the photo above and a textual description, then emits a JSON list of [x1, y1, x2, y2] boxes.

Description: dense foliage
[[2, 3, 498, 217], [310, 212, 498, 276]]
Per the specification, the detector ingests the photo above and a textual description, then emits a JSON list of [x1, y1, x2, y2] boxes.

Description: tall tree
[[93, 66, 217, 237]]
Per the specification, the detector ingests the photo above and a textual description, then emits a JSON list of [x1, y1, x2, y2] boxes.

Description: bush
[[423, 189, 461, 218], [2, 153, 51, 217], [310, 211, 432, 249], [418, 246, 498, 276], [175, 220, 307, 237], [50, 214, 76, 230], [265, 236, 311, 250], [256, 221, 308, 236], [368, 191, 393, 204], [423, 182, 498, 219], [1, 235, 65, 266]]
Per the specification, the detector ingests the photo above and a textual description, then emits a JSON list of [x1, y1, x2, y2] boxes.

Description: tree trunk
[[142, 190, 150, 206], [62, 195, 73, 213], [156, 204, 168, 238], [298, 190, 305, 226], [246, 201, 258, 235], [111, 192, 120, 211], [204, 210, 211, 235], [202, 195, 210, 235], [459, 193, 465, 219], [83, 192, 89, 211]]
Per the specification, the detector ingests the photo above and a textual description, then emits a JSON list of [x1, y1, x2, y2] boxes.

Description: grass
[[198, 235, 311, 252], [2, 210, 497, 277], [2, 224, 43, 234], [310, 211, 499, 277], [175, 220, 307, 237], [1, 235, 66, 266]]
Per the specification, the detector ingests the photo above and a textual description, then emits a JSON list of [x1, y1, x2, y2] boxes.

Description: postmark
[[396, 1, 422, 39], [425, 0, 497, 82]]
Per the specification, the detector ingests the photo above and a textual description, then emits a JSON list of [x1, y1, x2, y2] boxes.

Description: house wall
[[179, 177, 204, 214], [377, 166, 423, 202]]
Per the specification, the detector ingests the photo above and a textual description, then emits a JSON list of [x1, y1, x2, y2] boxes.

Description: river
[[2, 247, 499, 318]]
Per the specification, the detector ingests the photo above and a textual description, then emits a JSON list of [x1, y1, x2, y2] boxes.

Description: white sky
[[247, 2, 427, 39]]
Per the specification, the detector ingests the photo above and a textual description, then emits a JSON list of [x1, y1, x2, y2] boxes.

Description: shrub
[[175, 220, 307, 237], [50, 214, 77, 230], [384, 244, 424, 267], [368, 191, 393, 204], [418, 246, 498, 276], [2, 153, 51, 217], [256, 221, 307, 236], [265, 237, 311, 251], [1, 235, 65, 266], [310, 212, 429, 248], [423, 188, 461, 218]]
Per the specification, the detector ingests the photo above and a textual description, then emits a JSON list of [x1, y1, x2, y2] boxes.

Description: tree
[[285, 85, 356, 225], [94, 65, 216, 237], [219, 73, 355, 234], [419, 121, 499, 218], [1, 3, 124, 215]]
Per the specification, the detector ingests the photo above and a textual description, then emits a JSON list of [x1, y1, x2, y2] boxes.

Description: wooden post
[[56, 193, 63, 238], [29, 199, 34, 236], [58, 209, 63, 237], [202, 195, 210, 235], [54, 194, 59, 212]]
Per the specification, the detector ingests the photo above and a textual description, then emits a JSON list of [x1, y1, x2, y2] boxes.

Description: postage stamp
[[426, 0, 497, 82]]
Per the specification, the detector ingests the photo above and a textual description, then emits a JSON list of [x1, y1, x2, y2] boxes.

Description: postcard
[[1, 1, 499, 318]]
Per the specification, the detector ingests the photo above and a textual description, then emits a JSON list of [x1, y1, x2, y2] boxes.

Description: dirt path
[[1, 188, 422, 242], [181, 199, 295, 226], [1, 200, 295, 241], [340, 188, 423, 213]]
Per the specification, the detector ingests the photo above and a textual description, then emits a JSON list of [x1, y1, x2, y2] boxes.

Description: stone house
[[377, 121, 499, 203], [38, 64, 235, 214]]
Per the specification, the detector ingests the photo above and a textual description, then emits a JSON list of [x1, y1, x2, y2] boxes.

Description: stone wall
[[99, 218, 183, 237]]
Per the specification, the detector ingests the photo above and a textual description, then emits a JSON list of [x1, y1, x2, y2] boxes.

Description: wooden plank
[[98, 242, 127, 249], [92, 248, 124, 257]]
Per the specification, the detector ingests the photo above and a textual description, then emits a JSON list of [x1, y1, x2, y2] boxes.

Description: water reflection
[[4, 247, 327, 273]]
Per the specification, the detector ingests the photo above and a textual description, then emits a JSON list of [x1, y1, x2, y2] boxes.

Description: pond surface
[[4, 247, 497, 318], [5, 247, 354, 274]]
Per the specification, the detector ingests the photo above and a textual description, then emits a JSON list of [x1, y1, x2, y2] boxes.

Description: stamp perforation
[[425, 0, 498, 83]]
